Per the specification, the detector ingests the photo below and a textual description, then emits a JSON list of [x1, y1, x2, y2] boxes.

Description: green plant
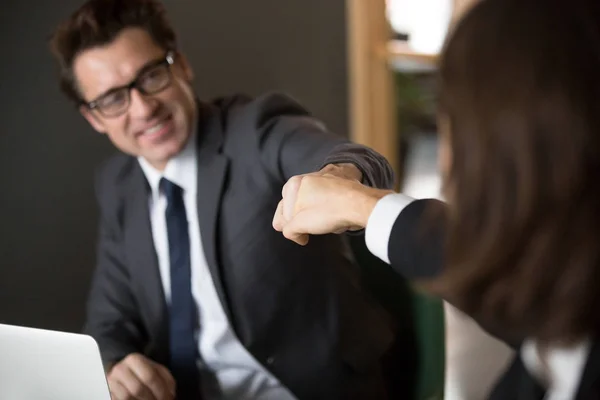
[[394, 71, 438, 136]]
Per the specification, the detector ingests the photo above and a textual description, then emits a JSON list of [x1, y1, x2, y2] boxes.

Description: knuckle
[[302, 175, 316, 186], [138, 368, 157, 384], [289, 175, 303, 188], [123, 353, 139, 364], [110, 362, 125, 377]]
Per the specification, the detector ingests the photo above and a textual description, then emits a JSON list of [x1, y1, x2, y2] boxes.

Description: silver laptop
[[0, 323, 111, 400]]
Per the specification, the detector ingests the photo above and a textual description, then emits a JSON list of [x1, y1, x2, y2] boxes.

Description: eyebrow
[[88, 56, 165, 103]]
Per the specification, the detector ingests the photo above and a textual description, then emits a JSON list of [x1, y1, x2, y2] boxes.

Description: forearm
[[85, 248, 145, 367], [245, 92, 394, 187], [365, 197, 446, 280], [92, 172, 146, 368], [84, 301, 144, 365]]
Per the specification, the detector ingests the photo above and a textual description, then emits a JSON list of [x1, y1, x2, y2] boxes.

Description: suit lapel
[[575, 340, 600, 399], [518, 368, 546, 400], [514, 356, 546, 400], [507, 339, 600, 400], [123, 164, 169, 363], [490, 354, 546, 400], [195, 104, 232, 322]]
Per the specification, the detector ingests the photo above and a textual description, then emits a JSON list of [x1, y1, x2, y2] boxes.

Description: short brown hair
[[433, 0, 600, 344], [49, 0, 177, 104]]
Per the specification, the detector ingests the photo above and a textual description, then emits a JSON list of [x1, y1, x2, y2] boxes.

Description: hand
[[273, 172, 392, 245], [271, 163, 363, 245], [107, 353, 176, 400]]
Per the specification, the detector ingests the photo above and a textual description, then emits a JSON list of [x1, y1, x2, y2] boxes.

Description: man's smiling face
[[75, 27, 197, 170]]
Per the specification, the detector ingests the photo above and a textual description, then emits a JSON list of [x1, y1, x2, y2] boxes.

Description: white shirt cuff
[[365, 193, 415, 264]]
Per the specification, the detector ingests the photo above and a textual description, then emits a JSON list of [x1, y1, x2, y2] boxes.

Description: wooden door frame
[[345, 0, 399, 181], [345, 0, 476, 184]]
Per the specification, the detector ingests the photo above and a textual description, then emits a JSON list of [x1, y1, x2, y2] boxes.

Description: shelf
[[383, 40, 438, 73]]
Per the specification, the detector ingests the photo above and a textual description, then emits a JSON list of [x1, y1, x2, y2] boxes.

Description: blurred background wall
[[0, 0, 348, 332]]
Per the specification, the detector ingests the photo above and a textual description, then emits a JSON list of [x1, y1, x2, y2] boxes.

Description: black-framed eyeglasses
[[84, 51, 175, 118]]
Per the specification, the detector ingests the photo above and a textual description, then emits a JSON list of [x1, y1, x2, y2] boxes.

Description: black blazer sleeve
[[227, 92, 394, 190], [387, 198, 521, 349], [387, 199, 447, 280], [83, 162, 146, 369]]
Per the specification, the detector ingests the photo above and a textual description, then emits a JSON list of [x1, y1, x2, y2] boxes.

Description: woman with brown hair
[[274, 0, 600, 397]]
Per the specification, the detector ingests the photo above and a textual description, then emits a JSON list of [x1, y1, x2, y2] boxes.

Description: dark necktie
[[161, 178, 201, 399]]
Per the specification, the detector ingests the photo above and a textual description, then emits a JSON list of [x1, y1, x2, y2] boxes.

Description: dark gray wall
[[169, 0, 349, 136], [0, 0, 348, 332]]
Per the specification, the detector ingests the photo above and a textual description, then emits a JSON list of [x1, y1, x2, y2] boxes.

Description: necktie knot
[[160, 178, 183, 204]]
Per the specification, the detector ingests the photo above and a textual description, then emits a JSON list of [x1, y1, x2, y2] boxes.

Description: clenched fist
[[273, 172, 391, 245], [107, 353, 176, 400]]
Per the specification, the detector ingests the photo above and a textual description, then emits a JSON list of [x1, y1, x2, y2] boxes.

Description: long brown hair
[[433, 0, 600, 344]]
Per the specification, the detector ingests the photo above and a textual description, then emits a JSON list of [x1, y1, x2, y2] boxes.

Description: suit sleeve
[[83, 167, 146, 369], [366, 196, 446, 278], [385, 199, 447, 279], [236, 92, 394, 189], [366, 197, 521, 348]]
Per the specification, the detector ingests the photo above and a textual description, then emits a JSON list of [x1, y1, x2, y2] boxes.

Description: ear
[[175, 53, 194, 82], [80, 105, 106, 133]]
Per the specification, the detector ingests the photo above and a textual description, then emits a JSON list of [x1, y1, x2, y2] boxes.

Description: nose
[[128, 88, 159, 118]]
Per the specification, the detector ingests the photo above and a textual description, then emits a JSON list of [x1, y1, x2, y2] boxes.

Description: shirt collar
[[521, 338, 591, 395], [138, 118, 198, 199]]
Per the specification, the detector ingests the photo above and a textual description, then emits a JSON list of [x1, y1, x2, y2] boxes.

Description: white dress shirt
[[521, 339, 590, 400], [365, 193, 589, 399], [138, 132, 296, 400]]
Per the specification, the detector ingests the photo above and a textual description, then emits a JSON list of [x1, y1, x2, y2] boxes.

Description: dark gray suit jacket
[[84, 93, 400, 399]]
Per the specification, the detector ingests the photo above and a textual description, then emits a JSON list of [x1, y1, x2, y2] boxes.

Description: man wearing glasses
[[50, 0, 402, 399]]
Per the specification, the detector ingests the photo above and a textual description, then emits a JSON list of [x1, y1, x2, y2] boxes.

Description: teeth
[[144, 123, 164, 135]]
